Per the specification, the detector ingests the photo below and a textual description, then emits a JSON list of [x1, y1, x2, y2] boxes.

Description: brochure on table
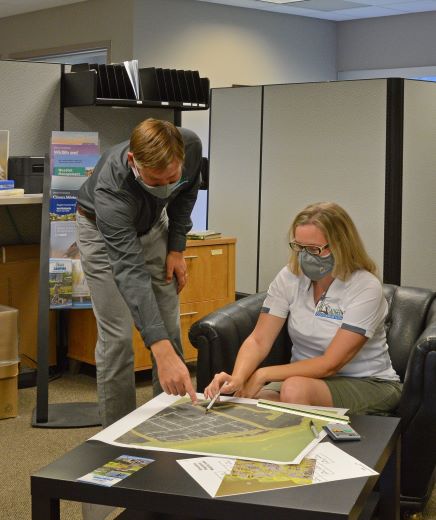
[[177, 442, 378, 498], [48, 131, 100, 309], [78, 454, 154, 487]]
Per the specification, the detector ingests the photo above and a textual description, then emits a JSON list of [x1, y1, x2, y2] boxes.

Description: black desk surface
[[31, 415, 400, 520]]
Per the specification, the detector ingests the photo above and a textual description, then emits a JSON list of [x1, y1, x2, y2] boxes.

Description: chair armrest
[[189, 293, 265, 392], [189, 292, 293, 392], [397, 320, 436, 500]]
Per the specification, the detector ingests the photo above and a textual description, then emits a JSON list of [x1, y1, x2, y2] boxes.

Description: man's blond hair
[[288, 202, 378, 280], [130, 118, 185, 169]]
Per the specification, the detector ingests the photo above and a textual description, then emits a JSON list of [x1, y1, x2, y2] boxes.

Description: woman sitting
[[204, 201, 401, 415]]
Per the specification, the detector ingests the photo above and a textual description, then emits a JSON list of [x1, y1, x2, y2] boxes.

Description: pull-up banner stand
[[32, 155, 100, 428]]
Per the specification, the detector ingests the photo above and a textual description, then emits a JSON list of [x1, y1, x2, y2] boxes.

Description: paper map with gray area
[[114, 397, 324, 464]]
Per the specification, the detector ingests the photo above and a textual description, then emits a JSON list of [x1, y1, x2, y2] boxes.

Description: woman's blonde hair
[[288, 202, 377, 280], [130, 118, 185, 169]]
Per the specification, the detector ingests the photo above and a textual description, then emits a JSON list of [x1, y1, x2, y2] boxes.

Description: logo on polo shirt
[[315, 299, 343, 320]]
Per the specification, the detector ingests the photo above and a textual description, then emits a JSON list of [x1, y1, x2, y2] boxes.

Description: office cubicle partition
[[208, 78, 436, 293], [401, 80, 436, 290], [208, 86, 262, 295]]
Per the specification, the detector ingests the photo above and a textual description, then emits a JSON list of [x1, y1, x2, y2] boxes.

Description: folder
[[163, 69, 176, 103], [191, 71, 203, 105], [121, 65, 136, 100], [97, 64, 111, 98], [177, 70, 191, 105], [156, 68, 169, 103], [138, 68, 161, 102], [113, 64, 128, 99], [185, 70, 199, 105], [199, 77, 210, 106], [106, 65, 119, 99], [170, 70, 183, 103]]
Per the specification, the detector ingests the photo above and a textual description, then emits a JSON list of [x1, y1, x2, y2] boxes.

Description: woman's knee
[[280, 376, 309, 403]]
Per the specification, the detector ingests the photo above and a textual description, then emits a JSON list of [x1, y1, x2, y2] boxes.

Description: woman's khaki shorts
[[264, 376, 402, 415]]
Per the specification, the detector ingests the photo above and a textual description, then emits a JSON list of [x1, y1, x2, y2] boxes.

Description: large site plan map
[[92, 394, 325, 464]]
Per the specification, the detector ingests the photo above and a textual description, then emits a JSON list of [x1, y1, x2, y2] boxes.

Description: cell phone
[[323, 423, 361, 441]]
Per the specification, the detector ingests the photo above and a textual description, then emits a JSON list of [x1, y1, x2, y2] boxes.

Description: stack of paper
[[0, 188, 25, 196], [187, 230, 221, 240]]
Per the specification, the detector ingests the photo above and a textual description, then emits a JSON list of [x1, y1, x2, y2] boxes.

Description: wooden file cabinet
[[68, 237, 236, 370]]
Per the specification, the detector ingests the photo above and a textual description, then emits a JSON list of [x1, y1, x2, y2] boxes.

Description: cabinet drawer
[[182, 243, 234, 303], [68, 237, 236, 372]]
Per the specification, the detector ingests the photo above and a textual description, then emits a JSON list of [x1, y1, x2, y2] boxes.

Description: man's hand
[[151, 339, 197, 403], [166, 251, 188, 294]]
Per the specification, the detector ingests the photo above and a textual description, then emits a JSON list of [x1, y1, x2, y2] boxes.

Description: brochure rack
[[32, 156, 101, 428], [33, 157, 100, 428]]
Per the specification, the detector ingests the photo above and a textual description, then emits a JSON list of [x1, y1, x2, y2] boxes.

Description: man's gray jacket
[[77, 127, 202, 347]]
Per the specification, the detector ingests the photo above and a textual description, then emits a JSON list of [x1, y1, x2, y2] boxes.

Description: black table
[[31, 415, 400, 520]]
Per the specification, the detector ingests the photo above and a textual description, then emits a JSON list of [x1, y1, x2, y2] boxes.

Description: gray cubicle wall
[[209, 80, 388, 294], [259, 80, 387, 290], [0, 60, 61, 155], [0, 60, 61, 245], [402, 80, 436, 290], [208, 87, 263, 295]]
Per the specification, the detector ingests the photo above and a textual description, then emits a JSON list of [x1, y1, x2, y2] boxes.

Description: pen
[[310, 420, 319, 438], [205, 382, 229, 414], [205, 391, 220, 413]]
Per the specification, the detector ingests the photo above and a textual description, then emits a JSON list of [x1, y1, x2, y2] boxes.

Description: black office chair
[[189, 284, 436, 515]]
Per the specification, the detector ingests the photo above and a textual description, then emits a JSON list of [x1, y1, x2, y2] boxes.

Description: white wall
[[0, 0, 134, 63], [133, 0, 336, 229], [133, 0, 337, 152], [337, 11, 436, 74]]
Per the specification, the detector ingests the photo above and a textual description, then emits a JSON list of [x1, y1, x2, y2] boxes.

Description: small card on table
[[77, 454, 154, 487]]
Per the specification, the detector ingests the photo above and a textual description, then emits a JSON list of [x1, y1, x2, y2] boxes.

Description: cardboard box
[[0, 246, 56, 367], [0, 362, 18, 419], [0, 305, 18, 363]]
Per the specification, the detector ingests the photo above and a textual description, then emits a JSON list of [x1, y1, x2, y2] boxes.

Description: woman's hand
[[203, 372, 243, 400], [235, 368, 267, 399]]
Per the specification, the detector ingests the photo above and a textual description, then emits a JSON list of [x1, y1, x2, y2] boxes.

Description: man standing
[[76, 118, 201, 427]]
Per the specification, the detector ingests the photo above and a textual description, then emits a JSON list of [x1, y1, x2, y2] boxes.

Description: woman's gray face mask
[[299, 250, 334, 281]]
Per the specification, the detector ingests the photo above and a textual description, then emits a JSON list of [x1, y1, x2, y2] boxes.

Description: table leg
[[32, 496, 60, 520], [378, 435, 400, 520]]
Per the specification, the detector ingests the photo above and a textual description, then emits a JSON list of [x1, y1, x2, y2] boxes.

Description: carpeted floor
[[0, 369, 158, 520], [1, 369, 435, 520]]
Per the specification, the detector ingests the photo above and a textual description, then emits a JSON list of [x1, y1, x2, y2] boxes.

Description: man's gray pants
[[76, 211, 183, 428]]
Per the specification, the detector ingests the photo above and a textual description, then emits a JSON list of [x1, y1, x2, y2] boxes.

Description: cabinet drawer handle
[[184, 255, 199, 259], [180, 311, 199, 317]]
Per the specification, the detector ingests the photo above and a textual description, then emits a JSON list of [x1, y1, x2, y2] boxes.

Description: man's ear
[[127, 151, 134, 167]]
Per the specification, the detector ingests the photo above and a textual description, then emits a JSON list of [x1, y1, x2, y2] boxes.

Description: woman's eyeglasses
[[289, 241, 329, 256]]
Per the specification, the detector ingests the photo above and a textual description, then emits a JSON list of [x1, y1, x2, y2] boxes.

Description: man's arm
[[166, 130, 202, 253], [95, 193, 196, 401]]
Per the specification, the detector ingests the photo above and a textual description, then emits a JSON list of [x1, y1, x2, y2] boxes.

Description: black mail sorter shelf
[[63, 69, 210, 111]]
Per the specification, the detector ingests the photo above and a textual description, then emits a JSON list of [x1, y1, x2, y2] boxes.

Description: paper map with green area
[[108, 395, 326, 464], [216, 457, 316, 496]]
